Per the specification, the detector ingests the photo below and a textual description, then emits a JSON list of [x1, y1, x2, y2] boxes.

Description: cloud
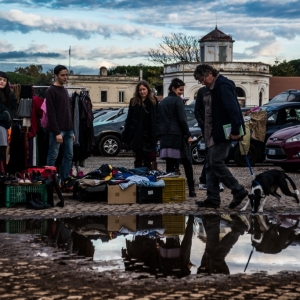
[[0, 9, 162, 39], [0, 51, 62, 59]]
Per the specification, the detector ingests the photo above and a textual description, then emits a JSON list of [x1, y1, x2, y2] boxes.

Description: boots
[[188, 180, 196, 197], [149, 161, 157, 171]]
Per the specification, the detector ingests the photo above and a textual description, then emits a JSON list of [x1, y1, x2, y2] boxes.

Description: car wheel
[[191, 142, 205, 165], [99, 135, 121, 156], [234, 143, 258, 167], [280, 165, 300, 173]]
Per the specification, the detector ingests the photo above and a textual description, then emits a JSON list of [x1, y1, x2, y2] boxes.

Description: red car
[[265, 125, 300, 172]]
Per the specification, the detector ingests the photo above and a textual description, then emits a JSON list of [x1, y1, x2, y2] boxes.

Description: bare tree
[[148, 33, 200, 65]]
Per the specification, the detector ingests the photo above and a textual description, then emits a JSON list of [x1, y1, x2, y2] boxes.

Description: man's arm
[[194, 87, 206, 133]]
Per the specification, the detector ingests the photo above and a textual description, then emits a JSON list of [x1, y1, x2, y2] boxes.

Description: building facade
[[163, 27, 271, 107], [68, 67, 139, 109]]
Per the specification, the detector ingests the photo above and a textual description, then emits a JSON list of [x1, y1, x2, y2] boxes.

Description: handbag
[[17, 98, 32, 118]]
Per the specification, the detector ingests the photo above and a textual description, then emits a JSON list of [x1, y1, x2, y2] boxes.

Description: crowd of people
[[0, 63, 249, 208]]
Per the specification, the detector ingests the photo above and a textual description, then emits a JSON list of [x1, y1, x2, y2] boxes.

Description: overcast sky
[[1, 0, 300, 74]]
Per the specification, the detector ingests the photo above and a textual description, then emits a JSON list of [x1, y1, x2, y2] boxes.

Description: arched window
[[236, 87, 246, 107]]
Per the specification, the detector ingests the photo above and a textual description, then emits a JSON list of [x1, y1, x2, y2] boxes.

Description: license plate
[[268, 149, 276, 155]]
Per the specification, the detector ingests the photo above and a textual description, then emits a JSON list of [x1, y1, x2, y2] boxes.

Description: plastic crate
[[162, 215, 185, 235], [5, 220, 48, 235], [4, 184, 48, 208], [162, 178, 186, 203], [137, 186, 162, 204]]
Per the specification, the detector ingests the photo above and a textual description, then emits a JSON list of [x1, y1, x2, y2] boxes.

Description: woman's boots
[[188, 181, 196, 197]]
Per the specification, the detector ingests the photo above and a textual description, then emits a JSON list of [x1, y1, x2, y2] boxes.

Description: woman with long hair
[[158, 78, 196, 197], [0, 71, 17, 173], [122, 80, 158, 169]]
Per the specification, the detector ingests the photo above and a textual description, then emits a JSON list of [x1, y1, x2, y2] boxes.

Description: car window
[[287, 94, 296, 102], [111, 109, 128, 122], [287, 108, 300, 121], [268, 111, 278, 123], [268, 93, 289, 104], [185, 109, 195, 121]]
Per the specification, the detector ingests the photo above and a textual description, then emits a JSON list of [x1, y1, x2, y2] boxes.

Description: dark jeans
[[206, 142, 245, 203], [134, 151, 156, 168]]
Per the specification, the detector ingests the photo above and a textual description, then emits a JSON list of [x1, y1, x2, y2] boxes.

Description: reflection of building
[[68, 67, 139, 109], [163, 26, 271, 107]]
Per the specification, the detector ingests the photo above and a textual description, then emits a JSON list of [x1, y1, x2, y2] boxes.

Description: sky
[[1, 0, 300, 75]]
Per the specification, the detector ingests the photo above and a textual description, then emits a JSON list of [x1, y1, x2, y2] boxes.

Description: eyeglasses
[[197, 73, 210, 84]]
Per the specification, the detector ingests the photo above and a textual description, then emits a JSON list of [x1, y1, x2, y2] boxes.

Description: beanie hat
[[0, 71, 8, 79]]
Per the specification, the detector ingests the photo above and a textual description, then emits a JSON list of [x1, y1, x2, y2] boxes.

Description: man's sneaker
[[199, 183, 207, 190], [219, 183, 225, 192], [228, 190, 248, 209]]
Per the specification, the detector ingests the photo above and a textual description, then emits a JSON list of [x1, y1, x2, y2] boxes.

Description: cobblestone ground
[[1, 154, 300, 299]]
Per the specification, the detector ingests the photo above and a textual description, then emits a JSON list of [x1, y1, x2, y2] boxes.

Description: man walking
[[46, 65, 74, 191], [193, 64, 248, 209]]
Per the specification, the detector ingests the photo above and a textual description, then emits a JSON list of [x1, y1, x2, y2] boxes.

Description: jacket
[[157, 91, 191, 150], [194, 86, 207, 134], [122, 97, 158, 152], [204, 74, 245, 145], [0, 92, 18, 129]]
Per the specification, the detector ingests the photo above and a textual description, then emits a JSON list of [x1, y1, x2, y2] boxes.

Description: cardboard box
[[107, 184, 136, 204], [107, 215, 137, 232]]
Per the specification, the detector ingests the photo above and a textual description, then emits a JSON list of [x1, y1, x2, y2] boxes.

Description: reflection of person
[[194, 86, 224, 192], [46, 65, 74, 189], [0, 71, 17, 173], [158, 78, 196, 197], [193, 64, 248, 208], [122, 80, 158, 170], [198, 215, 247, 275]]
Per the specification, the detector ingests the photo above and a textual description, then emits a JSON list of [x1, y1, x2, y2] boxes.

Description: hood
[[269, 125, 300, 140], [214, 74, 236, 90]]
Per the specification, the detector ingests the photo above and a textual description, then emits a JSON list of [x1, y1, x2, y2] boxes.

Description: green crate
[[4, 184, 48, 208], [162, 215, 186, 235], [5, 220, 48, 235], [162, 178, 186, 203]]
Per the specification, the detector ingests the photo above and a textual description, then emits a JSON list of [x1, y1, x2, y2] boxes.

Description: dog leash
[[240, 142, 255, 179]]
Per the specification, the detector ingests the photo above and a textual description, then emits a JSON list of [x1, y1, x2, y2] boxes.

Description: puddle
[[1, 214, 300, 278]]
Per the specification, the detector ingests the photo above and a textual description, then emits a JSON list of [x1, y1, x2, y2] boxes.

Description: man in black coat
[[193, 64, 248, 209]]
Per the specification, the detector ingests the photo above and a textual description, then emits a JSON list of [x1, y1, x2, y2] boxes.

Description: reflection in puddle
[[1, 214, 300, 278]]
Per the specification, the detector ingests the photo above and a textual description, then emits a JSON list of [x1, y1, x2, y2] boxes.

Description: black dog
[[240, 170, 299, 213]]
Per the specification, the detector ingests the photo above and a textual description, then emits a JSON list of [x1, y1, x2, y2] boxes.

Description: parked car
[[93, 108, 125, 126], [265, 125, 300, 172], [264, 90, 300, 106], [197, 102, 300, 166], [93, 108, 128, 156]]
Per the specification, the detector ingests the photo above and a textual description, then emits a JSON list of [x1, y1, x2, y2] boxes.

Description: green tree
[[270, 59, 296, 76], [6, 72, 35, 85], [14, 64, 43, 77], [289, 59, 300, 76], [148, 33, 200, 65]]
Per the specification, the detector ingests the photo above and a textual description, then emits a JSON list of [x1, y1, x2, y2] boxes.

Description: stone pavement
[[0, 155, 300, 219]]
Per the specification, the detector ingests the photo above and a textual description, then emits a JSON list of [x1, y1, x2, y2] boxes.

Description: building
[[68, 67, 139, 109], [269, 77, 300, 99], [163, 26, 271, 107]]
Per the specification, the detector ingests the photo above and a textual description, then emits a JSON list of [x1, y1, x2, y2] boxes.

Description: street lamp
[[180, 58, 186, 97]]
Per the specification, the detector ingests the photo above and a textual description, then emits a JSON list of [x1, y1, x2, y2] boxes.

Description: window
[[101, 91, 107, 102], [219, 46, 227, 62], [119, 91, 125, 103]]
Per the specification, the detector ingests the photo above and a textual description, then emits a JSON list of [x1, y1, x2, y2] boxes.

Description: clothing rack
[[32, 86, 86, 90]]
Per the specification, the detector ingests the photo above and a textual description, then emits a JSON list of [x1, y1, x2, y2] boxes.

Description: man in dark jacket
[[194, 86, 224, 191], [193, 64, 248, 209]]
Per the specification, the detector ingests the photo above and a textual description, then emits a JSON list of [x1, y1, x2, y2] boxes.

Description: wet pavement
[[1, 155, 300, 299]]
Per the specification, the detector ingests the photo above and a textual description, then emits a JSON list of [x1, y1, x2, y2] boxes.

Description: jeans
[[206, 142, 245, 203], [47, 130, 73, 183]]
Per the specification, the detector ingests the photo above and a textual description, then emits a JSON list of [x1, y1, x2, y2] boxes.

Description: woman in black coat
[[122, 80, 158, 170], [158, 78, 196, 197], [0, 71, 18, 173]]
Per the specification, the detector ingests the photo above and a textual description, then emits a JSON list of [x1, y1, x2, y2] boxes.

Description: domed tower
[[199, 26, 234, 62], [100, 66, 108, 76]]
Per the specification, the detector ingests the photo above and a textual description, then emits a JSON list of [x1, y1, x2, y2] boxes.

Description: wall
[[68, 75, 139, 109], [269, 77, 300, 99]]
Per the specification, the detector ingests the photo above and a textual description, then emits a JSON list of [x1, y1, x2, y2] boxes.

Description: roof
[[200, 26, 234, 42]]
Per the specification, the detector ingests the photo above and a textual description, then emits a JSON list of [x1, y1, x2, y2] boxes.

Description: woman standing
[[122, 80, 158, 170], [0, 71, 17, 173], [158, 78, 196, 197]]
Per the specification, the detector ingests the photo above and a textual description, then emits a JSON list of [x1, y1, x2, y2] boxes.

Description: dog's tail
[[284, 173, 300, 195]]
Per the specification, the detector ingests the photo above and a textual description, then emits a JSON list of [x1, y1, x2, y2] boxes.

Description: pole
[[69, 46, 71, 72], [182, 62, 184, 97]]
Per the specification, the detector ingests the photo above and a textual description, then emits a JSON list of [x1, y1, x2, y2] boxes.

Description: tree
[[270, 59, 296, 76], [6, 72, 35, 85], [14, 64, 43, 77], [148, 33, 200, 65], [289, 59, 300, 76], [14, 64, 53, 85]]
